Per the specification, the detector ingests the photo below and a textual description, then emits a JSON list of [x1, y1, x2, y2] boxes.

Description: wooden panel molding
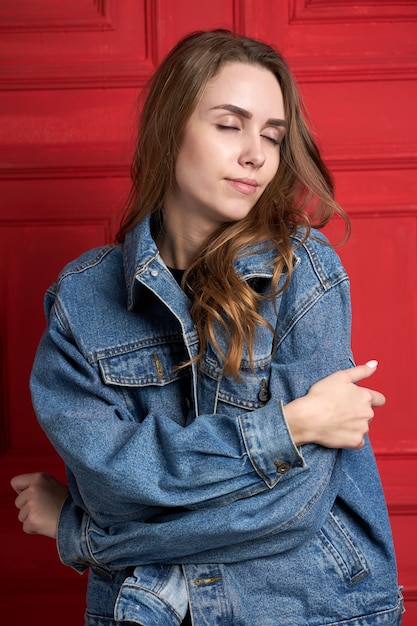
[[0, 0, 109, 32], [0, 0, 158, 89], [0, 338, 9, 455], [324, 148, 417, 173], [290, 0, 417, 24], [246, 0, 417, 82], [298, 77, 417, 174], [0, 161, 130, 181], [0, 178, 130, 227], [0, 236, 9, 455], [377, 453, 417, 516], [0, 87, 139, 179]]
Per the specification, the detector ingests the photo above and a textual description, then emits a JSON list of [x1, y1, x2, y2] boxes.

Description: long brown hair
[[117, 29, 349, 378]]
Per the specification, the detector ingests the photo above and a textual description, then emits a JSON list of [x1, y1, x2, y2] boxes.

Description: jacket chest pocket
[[97, 338, 188, 387], [218, 366, 272, 415], [97, 339, 191, 425], [199, 344, 273, 417]]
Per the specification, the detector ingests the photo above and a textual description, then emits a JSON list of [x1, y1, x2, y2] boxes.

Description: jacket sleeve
[[58, 445, 343, 572], [32, 301, 303, 518], [32, 262, 351, 519], [36, 271, 354, 571]]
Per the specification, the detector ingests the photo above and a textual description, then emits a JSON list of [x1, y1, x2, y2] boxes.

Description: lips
[[226, 178, 260, 195]]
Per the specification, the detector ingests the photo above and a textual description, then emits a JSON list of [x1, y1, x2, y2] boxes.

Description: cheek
[[175, 137, 206, 180], [177, 121, 210, 161], [266, 153, 280, 184], [174, 140, 198, 183], [176, 139, 222, 194], [174, 146, 209, 198]]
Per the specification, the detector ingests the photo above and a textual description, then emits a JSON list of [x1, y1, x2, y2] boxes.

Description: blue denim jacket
[[31, 216, 403, 625]]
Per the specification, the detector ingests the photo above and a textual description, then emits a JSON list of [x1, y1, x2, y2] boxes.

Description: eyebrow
[[210, 104, 287, 128]]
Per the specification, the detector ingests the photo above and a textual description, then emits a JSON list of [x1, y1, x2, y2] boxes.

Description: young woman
[[11, 30, 403, 625]]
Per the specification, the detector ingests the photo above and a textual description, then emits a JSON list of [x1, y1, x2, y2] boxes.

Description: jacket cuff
[[56, 495, 91, 574], [239, 400, 305, 487]]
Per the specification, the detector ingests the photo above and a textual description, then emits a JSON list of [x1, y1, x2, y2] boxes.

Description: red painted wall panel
[[0, 1, 415, 623]]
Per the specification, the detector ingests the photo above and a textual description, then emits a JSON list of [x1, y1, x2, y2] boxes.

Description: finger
[[353, 438, 366, 450], [14, 490, 28, 510], [17, 505, 29, 525], [369, 390, 386, 407], [343, 360, 379, 385]]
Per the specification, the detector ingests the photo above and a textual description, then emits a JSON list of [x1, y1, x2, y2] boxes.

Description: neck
[[157, 204, 215, 270]]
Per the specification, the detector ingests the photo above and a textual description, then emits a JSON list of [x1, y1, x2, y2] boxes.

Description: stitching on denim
[[275, 276, 349, 350]]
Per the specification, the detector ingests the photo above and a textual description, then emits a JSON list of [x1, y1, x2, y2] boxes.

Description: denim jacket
[[31, 216, 402, 625]]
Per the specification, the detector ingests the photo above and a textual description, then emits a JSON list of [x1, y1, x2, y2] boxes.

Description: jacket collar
[[123, 216, 280, 310], [123, 215, 161, 311]]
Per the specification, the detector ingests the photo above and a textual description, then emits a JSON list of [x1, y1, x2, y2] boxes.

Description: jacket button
[[274, 461, 291, 475], [257, 378, 270, 403], [150, 269, 158, 277]]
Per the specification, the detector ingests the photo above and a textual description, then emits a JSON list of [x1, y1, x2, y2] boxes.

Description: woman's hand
[[10, 472, 68, 539], [284, 361, 386, 450]]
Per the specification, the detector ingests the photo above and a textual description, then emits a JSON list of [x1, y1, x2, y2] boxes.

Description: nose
[[238, 133, 266, 169]]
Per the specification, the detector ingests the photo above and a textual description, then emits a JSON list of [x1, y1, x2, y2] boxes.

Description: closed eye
[[262, 135, 281, 146], [216, 123, 284, 146], [216, 124, 241, 132]]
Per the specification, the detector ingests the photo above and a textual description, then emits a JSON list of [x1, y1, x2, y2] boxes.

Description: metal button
[[274, 461, 291, 475], [150, 269, 158, 277], [257, 378, 270, 403]]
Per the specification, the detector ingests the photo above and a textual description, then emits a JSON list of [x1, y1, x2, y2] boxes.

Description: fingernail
[[365, 360, 378, 368]]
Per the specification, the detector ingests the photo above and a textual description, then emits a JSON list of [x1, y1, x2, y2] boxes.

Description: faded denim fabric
[[31, 216, 403, 625]]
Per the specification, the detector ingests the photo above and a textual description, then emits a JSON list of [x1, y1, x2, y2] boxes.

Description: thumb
[[10, 473, 41, 494], [345, 360, 379, 385]]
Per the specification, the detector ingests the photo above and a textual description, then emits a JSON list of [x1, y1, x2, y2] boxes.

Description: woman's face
[[165, 62, 286, 240]]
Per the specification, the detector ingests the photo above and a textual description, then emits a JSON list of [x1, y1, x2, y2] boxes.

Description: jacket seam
[[276, 276, 349, 350], [59, 245, 120, 282]]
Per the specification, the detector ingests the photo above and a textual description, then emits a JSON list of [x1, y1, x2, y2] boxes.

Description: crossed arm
[[11, 278, 385, 566], [11, 364, 383, 537]]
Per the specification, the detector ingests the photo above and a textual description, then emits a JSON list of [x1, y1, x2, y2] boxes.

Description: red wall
[[0, 1, 416, 623]]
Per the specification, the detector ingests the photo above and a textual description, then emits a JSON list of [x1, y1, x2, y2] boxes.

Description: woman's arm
[[12, 308, 384, 573], [27, 269, 381, 522], [12, 450, 342, 571], [12, 239, 385, 569], [11, 352, 381, 537]]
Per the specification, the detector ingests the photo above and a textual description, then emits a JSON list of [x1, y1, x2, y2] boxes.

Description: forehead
[[197, 62, 285, 118]]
